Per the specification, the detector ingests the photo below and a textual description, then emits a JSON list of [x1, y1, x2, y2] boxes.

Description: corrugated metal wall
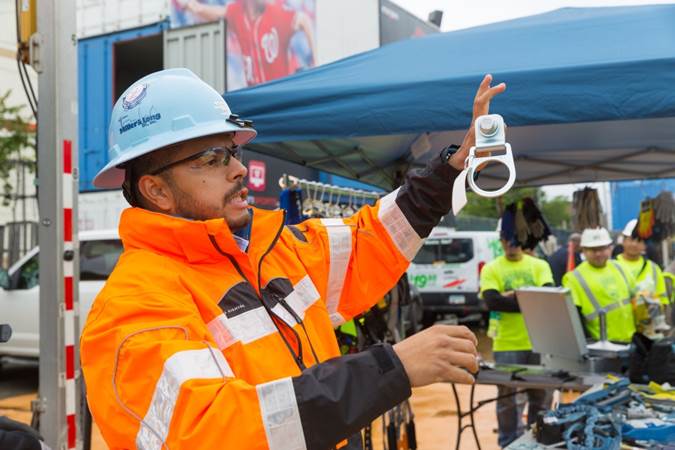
[[163, 20, 227, 94], [610, 178, 675, 230], [78, 22, 167, 191]]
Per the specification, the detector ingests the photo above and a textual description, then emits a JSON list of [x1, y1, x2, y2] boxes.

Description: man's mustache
[[224, 181, 246, 203]]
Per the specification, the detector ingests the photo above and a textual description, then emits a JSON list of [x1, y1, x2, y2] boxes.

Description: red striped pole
[[62, 139, 77, 449]]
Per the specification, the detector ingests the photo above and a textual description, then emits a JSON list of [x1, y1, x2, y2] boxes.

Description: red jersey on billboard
[[174, 0, 316, 89], [226, 1, 296, 85], [247, 160, 267, 192]]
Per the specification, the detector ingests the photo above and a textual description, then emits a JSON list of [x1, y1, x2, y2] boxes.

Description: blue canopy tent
[[226, 5, 675, 189]]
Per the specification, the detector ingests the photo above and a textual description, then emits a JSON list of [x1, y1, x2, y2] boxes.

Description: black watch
[[440, 145, 461, 165], [441, 144, 481, 181]]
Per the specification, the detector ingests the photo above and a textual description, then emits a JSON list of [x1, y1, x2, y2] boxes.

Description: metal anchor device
[[452, 114, 516, 215]]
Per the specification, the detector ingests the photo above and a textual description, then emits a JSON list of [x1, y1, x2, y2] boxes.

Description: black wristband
[[369, 343, 396, 374], [440, 145, 461, 165], [441, 144, 483, 182]]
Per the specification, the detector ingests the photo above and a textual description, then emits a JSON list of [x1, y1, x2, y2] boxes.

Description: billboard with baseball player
[[171, 0, 317, 91]]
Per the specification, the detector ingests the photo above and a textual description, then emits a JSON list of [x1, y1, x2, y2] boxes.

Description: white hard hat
[[622, 219, 638, 237], [94, 68, 256, 189], [580, 228, 613, 248]]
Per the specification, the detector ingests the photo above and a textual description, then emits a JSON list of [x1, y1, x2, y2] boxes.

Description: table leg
[[469, 384, 482, 450], [451, 383, 463, 450], [451, 382, 527, 450]]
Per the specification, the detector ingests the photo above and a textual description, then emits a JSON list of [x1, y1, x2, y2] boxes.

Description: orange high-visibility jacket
[[81, 156, 460, 450]]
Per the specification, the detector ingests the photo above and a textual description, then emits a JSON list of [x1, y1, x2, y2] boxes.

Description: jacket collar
[[119, 207, 285, 265]]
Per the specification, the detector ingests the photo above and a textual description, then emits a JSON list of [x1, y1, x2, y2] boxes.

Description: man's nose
[[228, 157, 248, 181]]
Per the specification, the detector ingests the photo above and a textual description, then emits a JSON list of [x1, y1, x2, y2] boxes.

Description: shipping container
[[77, 0, 168, 39], [164, 20, 227, 94]]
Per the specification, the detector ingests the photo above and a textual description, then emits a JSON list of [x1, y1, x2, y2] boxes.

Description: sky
[[392, 0, 675, 31], [391, 0, 674, 211]]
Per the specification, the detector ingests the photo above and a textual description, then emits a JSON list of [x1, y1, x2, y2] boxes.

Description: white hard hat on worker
[[580, 227, 613, 248], [94, 68, 256, 189], [621, 219, 638, 237], [580, 227, 613, 268]]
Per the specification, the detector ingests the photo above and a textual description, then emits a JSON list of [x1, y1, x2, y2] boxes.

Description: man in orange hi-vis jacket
[[81, 68, 506, 450]]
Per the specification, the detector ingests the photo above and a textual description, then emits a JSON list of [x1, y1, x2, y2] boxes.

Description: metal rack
[[280, 175, 382, 218]]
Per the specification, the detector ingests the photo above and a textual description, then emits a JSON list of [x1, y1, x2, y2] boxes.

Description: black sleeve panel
[[395, 152, 463, 238], [293, 343, 412, 450], [0, 417, 43, 450], [0, 427, 42, 450], [483, 289, 521, 313]]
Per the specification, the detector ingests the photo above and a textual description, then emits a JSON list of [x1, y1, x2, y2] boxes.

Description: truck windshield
[[413, 238, 474, 264], [80, 240, 123, 281]]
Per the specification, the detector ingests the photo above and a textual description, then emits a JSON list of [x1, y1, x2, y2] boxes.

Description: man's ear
[[137, 174, 175, 213]]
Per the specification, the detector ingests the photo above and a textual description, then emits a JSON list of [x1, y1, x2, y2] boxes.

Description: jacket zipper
[[257, 212, 321, 364], [277, 296, 321, 364], [275, 295, 320, 364], [277, 296, 303, 323], [208, 223, 307, 371], [254, 211, 311, 369]]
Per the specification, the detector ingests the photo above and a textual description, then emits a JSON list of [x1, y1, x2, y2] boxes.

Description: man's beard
[[171, 179, 250, 230]]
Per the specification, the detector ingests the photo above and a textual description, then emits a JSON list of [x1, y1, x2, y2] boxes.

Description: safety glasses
[[150, 145, 241, 175]]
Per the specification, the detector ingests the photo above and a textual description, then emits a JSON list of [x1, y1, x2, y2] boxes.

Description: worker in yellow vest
[[616, 219, 668, 306], [616, 219, 670, 336], [563, 228, 636, 343], [480, 237, 554, 448]]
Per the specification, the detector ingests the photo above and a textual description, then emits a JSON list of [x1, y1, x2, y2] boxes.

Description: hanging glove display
[[499, 198, 552, 250], [631, 190, 674, 241], [571, 187, 604, 232], [649, 191, 674, 241], [452, 114, 516, 215], [637, 199, 656, 240], [654, 191, 675, 230]]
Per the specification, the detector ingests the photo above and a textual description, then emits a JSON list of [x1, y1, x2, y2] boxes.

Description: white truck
[[0, 229, 121, 359], [407, 227, 503, 325]]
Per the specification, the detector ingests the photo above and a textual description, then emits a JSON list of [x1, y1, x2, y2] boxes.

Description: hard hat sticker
[[118, 106, 162, 134], [122, 84, 148, 111]]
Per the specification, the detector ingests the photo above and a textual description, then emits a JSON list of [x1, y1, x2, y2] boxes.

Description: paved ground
[[0, 382, 502, 450], [0, 327, 515, 449]]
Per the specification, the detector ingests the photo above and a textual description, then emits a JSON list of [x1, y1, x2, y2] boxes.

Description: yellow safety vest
[[616, 255, 669, 306], [563, 261, 636, 343], [479, 255, 554, 351]]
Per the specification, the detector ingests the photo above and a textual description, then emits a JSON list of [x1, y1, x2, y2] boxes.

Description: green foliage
[[457, 186, 571, 229], [540, 195, 572, 229], [459, 187, 542, 218], [0, 90, 36, 206]]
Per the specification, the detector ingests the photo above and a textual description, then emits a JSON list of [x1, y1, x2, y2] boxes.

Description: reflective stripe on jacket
[[81, 155, 461, 450]]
